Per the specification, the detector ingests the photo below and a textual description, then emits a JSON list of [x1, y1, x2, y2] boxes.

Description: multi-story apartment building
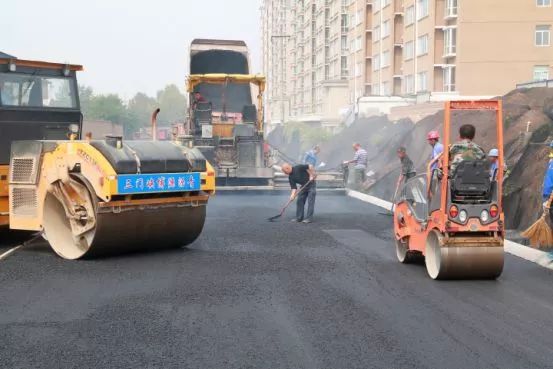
[[372, 0, 553, 97], [262, 0, 351, 131], [261, 0, 291, 126], [263, 0, 553, 128], [346, 0, 373, 102]]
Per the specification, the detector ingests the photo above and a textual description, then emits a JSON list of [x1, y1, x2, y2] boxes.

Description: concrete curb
[[346, 189, 553, 271]]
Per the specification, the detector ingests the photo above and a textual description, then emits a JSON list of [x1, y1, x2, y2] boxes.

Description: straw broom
[[522, 194, 553, 249]]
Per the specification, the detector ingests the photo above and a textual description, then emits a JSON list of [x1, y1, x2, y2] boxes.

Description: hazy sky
[[3, 0, 262, 99]]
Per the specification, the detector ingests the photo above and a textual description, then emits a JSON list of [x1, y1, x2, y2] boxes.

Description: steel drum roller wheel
[[395, 237, 415, 264], [425, 229, 504, 280], [425, 230, 442, 279], [43, 179, 207, 260], [43, 191, 97, 260]]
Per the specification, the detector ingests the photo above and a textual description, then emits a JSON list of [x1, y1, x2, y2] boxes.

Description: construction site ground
[[268, 87, 553, 231], [1, 193, 553, 369]]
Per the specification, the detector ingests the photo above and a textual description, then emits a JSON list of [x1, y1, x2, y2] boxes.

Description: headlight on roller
[[458, 210, 468, 223], [69, 124, 80, 133], [480, 210, 490, 223]]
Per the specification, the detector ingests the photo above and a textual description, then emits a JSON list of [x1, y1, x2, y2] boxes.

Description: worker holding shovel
[[282, 163, 317, 224]]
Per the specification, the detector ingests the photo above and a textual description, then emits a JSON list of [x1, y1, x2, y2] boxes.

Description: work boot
[[290, 218, 301, 223], [302, 219, 312, 224]]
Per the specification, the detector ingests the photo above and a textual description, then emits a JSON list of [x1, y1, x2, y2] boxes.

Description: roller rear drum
[[425, 230, 504, 280]]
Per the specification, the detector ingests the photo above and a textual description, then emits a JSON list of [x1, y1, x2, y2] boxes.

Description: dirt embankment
[[268, 87, 553, 230]]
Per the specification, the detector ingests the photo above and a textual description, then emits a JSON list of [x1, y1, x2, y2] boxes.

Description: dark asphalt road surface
[[1, 192, 553, 369]]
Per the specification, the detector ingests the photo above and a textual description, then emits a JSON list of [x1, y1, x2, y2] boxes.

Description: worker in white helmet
[[488, 148, 506, 180]]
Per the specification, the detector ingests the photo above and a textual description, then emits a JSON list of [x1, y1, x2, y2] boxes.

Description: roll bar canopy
[[187, 74, 265, 93]]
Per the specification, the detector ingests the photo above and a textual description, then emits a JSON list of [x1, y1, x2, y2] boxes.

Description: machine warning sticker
[[117, 173, 201, 194]]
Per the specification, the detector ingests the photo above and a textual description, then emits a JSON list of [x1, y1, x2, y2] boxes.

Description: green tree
[[156, 84, 187, 125], [88, 94, 127, 124], [126, 92, 157, 135], [78, 85, 94, 119]]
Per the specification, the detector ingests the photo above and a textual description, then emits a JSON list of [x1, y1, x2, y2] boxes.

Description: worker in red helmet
[[427, 130, 443, 171]]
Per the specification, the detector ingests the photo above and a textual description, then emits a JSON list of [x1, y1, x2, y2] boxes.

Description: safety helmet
[[488, 148, 499, 157], [427, 131, 440, 140]]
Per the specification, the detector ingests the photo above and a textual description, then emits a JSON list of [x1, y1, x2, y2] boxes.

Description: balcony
[[394, 0, 404, 15]]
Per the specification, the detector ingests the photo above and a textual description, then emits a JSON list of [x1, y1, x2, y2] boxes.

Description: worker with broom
[[522, 141, 553, 248], [282, 163, 317, 224]]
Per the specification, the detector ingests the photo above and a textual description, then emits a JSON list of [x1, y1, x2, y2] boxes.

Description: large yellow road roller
[[9, 137, 215, 259], [1, 54, 214, 259]]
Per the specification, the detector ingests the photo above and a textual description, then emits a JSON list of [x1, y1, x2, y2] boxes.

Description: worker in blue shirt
[[427, 131, 443, 170], [303, 145, 320, 167], [542, 141, 553, 201]]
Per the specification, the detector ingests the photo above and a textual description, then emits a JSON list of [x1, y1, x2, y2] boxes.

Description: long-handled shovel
[[268, 180, 313, 222]]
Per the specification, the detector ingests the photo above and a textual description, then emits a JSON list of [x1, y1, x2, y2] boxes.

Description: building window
[[417, 0, 429, 20], [405, 6, 415, 26], [536, 25, 551, 46], [404, 75, 415, 94], [537, 0, 551, 6], [373, 54, 380, 71], [404, 41, 414, 60], [417, 71, 428, 92], [356, 36, 363, 52], [381, 82, 390, 96], [417, 34, 429, 56], [341, 14, 349, 33], [446, 0, 458, 17], [382, 0, 391, 8], [374, 0, 380, 12], [534, 65, 550, 80], [382, 50, 390, 68], [382, 20, 391, 38], [342, 36, 349, 52], [355, 62, 363, 77], [341, 56, 349, 78], [444, 28, 457, 56], [443, 67, 456, 92], [373, 83, 380, 95], [357, 10, 364, 26], [374, 25, 381, 40]]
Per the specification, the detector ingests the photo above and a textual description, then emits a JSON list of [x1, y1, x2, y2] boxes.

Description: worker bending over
[[396, 147, 417, 186], [449, 124, 486, 174], [344, 143, 368, 186], [282, 163, 317, 224]]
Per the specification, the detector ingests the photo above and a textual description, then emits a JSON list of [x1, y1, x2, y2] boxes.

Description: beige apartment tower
[[262, 0, 351, 131], [371, 0, 553, 97], [262, 0, 553, 128]]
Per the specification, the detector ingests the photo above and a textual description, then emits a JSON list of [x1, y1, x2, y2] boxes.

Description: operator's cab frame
[[0, 56, 83, 227]]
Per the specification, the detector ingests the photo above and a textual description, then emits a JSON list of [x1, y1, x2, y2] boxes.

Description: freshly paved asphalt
[[1, 192, 553, 369]]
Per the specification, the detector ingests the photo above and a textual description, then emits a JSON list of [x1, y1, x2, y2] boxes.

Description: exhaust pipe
[[151, 108, 161, 141]]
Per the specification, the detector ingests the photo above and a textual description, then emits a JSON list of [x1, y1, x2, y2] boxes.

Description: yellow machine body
[[9, 139, 215, 259], [0, 165, 8, 227]]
